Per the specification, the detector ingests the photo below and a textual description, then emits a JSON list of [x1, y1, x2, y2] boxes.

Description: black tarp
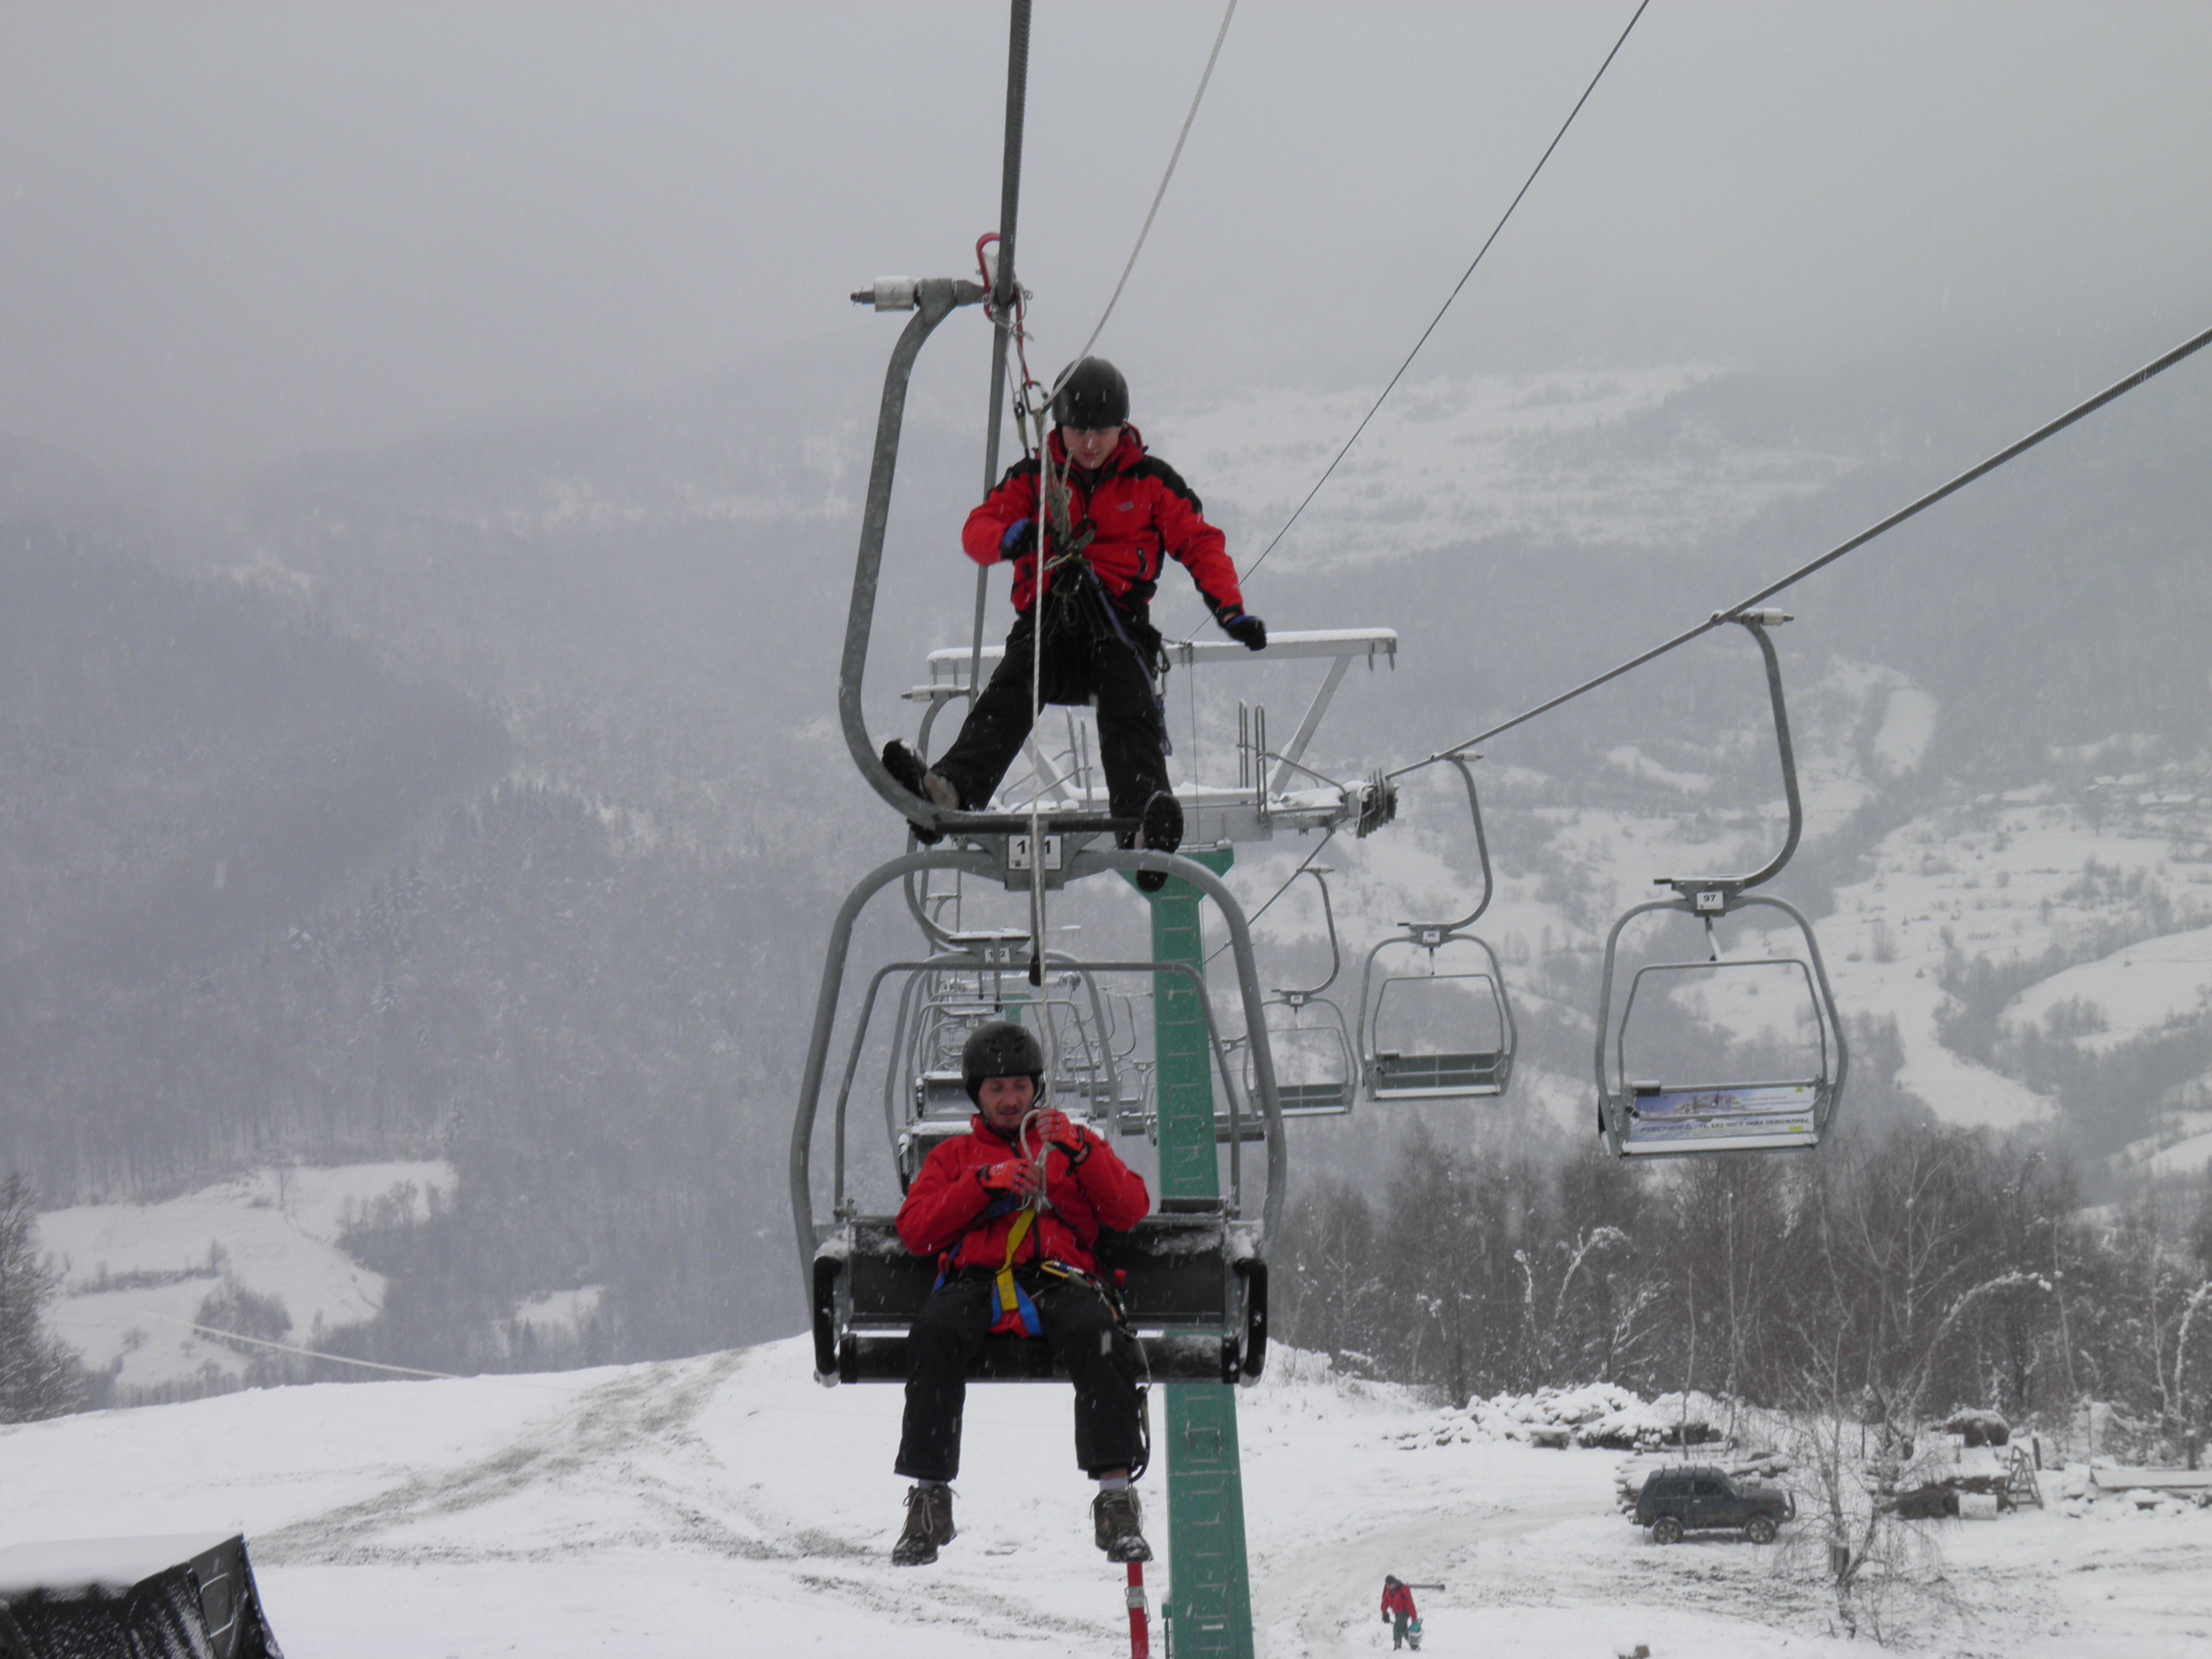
[[0, 1535, 283, 1659]]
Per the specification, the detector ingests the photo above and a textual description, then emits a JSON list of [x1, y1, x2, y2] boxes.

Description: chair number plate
[[1008, 835, 1063, 871]]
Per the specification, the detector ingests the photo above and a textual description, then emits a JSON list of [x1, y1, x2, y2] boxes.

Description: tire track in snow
[[256, 1351, 759, 1567]]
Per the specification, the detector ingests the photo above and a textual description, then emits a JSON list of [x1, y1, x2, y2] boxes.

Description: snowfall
[[3, 1329, 2209, 1659]]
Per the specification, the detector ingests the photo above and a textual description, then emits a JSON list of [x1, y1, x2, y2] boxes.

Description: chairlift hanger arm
[[838, 276, 989, 841], [1273, 867, 1343, 1002], [1655, 612, 1803, 902], [1434, 754, 1497, 933]]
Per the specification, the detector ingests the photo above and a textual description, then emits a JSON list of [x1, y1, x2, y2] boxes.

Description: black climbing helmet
[[962, 1021, 1046, 1105], [1051, 357, 1129, 430]]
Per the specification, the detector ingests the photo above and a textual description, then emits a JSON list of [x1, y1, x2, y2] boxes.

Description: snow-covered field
[[3, 1338, 2207, 1658], [35, 1164, 452, 1395]]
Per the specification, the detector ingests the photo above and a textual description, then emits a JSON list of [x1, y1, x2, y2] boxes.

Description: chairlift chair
[[1245, 867, 1359, 1118], [796, 847, 1286, 1388], [800, 267, 1421, 1391], [1593, 612, 1849, 1157], [1358, 756, 1519, 1101]]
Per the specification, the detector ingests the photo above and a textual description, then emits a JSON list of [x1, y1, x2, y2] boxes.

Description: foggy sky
[[3, 1, 2207, 474]]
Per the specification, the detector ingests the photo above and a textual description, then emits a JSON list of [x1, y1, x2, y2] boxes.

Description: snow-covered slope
[[3, 1340, 2207, 1657], [1149, 368, 1854, 566], [1217, 630, 2212, 1164]]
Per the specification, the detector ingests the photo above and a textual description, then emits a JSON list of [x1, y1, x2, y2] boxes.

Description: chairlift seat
[[914, 1071, 972, 1117], [1368, 1047, 1512, 1099], [1276, 1080, 1357, 1114], [812, 1200, 1266, 1385], [1249, 995, 1358, 1118], [1609, 1078, 1828, 1156]]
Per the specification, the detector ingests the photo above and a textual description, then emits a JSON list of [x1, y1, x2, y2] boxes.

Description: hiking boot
[[882, 742, 958, 842], [1133, 791, 1183, 895], [893, 1483, 956, 1565], [1092, 1486, 1153, 1562]]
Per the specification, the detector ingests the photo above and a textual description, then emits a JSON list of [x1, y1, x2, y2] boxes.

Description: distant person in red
[[1380, 1576, 1420, 1650], [882, 356, 1266, 892], [889, 1021, 1155, 1567]]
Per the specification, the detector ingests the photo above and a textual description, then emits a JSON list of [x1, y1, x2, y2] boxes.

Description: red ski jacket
[[1380, 1582, 1418, 1620], [962, 425, 1245, 620], [896, 1114, 1151, 1277]]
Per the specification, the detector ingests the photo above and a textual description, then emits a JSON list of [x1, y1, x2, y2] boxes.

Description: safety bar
[[1593, 891, 1848, 1150]]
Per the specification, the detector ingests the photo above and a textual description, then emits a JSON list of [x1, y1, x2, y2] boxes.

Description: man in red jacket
[[1380, 1576, 1420, 1650], [890, 1021, 1155, 1567], [883, 357, 1266, 891]]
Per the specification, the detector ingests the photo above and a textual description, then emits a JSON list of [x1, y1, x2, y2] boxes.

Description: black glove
[[1219, 609, 1267, 651]]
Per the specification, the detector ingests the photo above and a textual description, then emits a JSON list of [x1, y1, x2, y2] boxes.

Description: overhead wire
[[1067, 0, 1239, 371], [1388, 318, 2212, 782], [70, 1308, 586, 1392], [1204, 826, 1339, 970], [1242, 0, 1652, 583]]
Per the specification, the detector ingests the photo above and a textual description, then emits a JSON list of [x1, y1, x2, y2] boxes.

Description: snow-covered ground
[[35, 1164, 452, 1395], [3, 1338, 2207, 1657]]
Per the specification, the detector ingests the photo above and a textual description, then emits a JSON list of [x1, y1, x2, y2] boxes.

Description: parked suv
[[1634, 1466, 1795, 1544]]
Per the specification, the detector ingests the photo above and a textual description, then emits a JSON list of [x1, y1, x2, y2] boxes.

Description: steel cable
[[1391, 319, 2212, 781], [1068, 0, 1239, 371], [1242, 0, 1652, 583]]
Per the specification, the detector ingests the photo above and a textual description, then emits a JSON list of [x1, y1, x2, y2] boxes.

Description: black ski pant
[[928, 602, 1170, 832], [894, 1271, 1145, 1481]]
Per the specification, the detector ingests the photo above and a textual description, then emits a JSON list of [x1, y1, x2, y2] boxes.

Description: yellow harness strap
[[993, 1207, 1038, 1326]]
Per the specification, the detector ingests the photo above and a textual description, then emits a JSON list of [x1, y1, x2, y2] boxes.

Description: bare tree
[[0, 1174, 90, 1422]]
